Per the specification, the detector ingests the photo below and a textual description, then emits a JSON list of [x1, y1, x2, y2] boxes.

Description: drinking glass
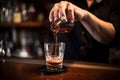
[[44, 42, 65, 70]]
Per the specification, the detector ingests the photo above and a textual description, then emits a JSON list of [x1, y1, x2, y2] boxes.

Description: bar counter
[[0, 57, 120, 80]]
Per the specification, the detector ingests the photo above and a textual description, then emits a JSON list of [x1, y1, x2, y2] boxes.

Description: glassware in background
[[0, 34, 11, 63], [21, 3, 28, 22], [13, 5, 22, 23], [33, 34, 43, 58], [5, 1, 13, 23], [18, 30, 31, 58], [44, 42, 65, 70], [28, 3, 36, 21], [0, 5, 6, 22], [0, 1, 43, 23], [0, 40, 6, 63], [0, 40, 6, 57]]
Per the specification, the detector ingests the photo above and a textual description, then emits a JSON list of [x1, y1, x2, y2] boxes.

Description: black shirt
[[59, 0, 120, 63]]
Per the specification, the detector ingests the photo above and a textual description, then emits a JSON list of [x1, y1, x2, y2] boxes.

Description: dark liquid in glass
[[47, 60, 62, 66]]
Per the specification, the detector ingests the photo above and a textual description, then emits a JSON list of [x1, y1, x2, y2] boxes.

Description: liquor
[[46, 58, 63, 70], [13, 6, 22, 23], [50, 19, 61, 43], [47, 60, 62, 66], [51, 19, 74, 34], [21, 3, 28, 22], [51, 19, 74, 43], [47, 57, 62, 65]]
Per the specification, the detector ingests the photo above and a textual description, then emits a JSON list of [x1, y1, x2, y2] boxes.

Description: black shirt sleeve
[[108, 0, 120, 47]]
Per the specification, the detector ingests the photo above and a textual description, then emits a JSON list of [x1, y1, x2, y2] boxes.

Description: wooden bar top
[[0, 58, 120, 80]]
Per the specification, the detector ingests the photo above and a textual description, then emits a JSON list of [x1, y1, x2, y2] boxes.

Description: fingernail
[[49, 18, 52, 22], [54, 17, 57, 21], [49, 19, 52, 22], [61, 16, 66, 21]]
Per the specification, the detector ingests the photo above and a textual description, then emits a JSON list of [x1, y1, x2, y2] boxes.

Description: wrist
[[80, 10, 89, 21]]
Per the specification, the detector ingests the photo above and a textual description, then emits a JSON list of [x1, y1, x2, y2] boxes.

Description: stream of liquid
[[51, 25, 60, 43], [50, 19, 73, 43]]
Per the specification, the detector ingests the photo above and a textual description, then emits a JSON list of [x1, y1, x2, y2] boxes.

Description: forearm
[[80, 10, 115, 44], [49, 1, 116, 44]]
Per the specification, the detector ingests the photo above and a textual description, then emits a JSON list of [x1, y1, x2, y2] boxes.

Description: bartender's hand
[[49, 1, 87, 23], [49, 1, 115, 44]]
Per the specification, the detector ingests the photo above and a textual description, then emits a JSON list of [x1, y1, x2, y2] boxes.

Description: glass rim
[[44, 42, 65, 45]]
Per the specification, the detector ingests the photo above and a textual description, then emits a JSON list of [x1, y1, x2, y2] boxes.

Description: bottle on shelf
[[28, 3, 36, 21], [5, 1, 13, 23], [13, 5, 22, 23], [21, 3, 28, 22], [0, 5, 6, 22]]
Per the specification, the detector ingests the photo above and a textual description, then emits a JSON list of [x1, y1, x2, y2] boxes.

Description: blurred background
[[0, 0, 60, 58]]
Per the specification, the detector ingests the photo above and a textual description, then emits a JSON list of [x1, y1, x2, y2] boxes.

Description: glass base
[[37, 65, 67, 75]]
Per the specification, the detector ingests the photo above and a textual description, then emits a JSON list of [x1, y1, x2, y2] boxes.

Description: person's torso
[[59, 0, 117, 63]]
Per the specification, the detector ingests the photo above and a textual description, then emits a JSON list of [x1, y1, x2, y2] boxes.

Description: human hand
[[49, 1, 88, 23]]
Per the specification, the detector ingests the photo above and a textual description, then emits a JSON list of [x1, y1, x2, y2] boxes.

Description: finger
[[67, 2, 74, 23], [58, 1, 67, 20], [53, 8, 59, 21], [49, 3, 59, 22], [49, 10, 54, 22]]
